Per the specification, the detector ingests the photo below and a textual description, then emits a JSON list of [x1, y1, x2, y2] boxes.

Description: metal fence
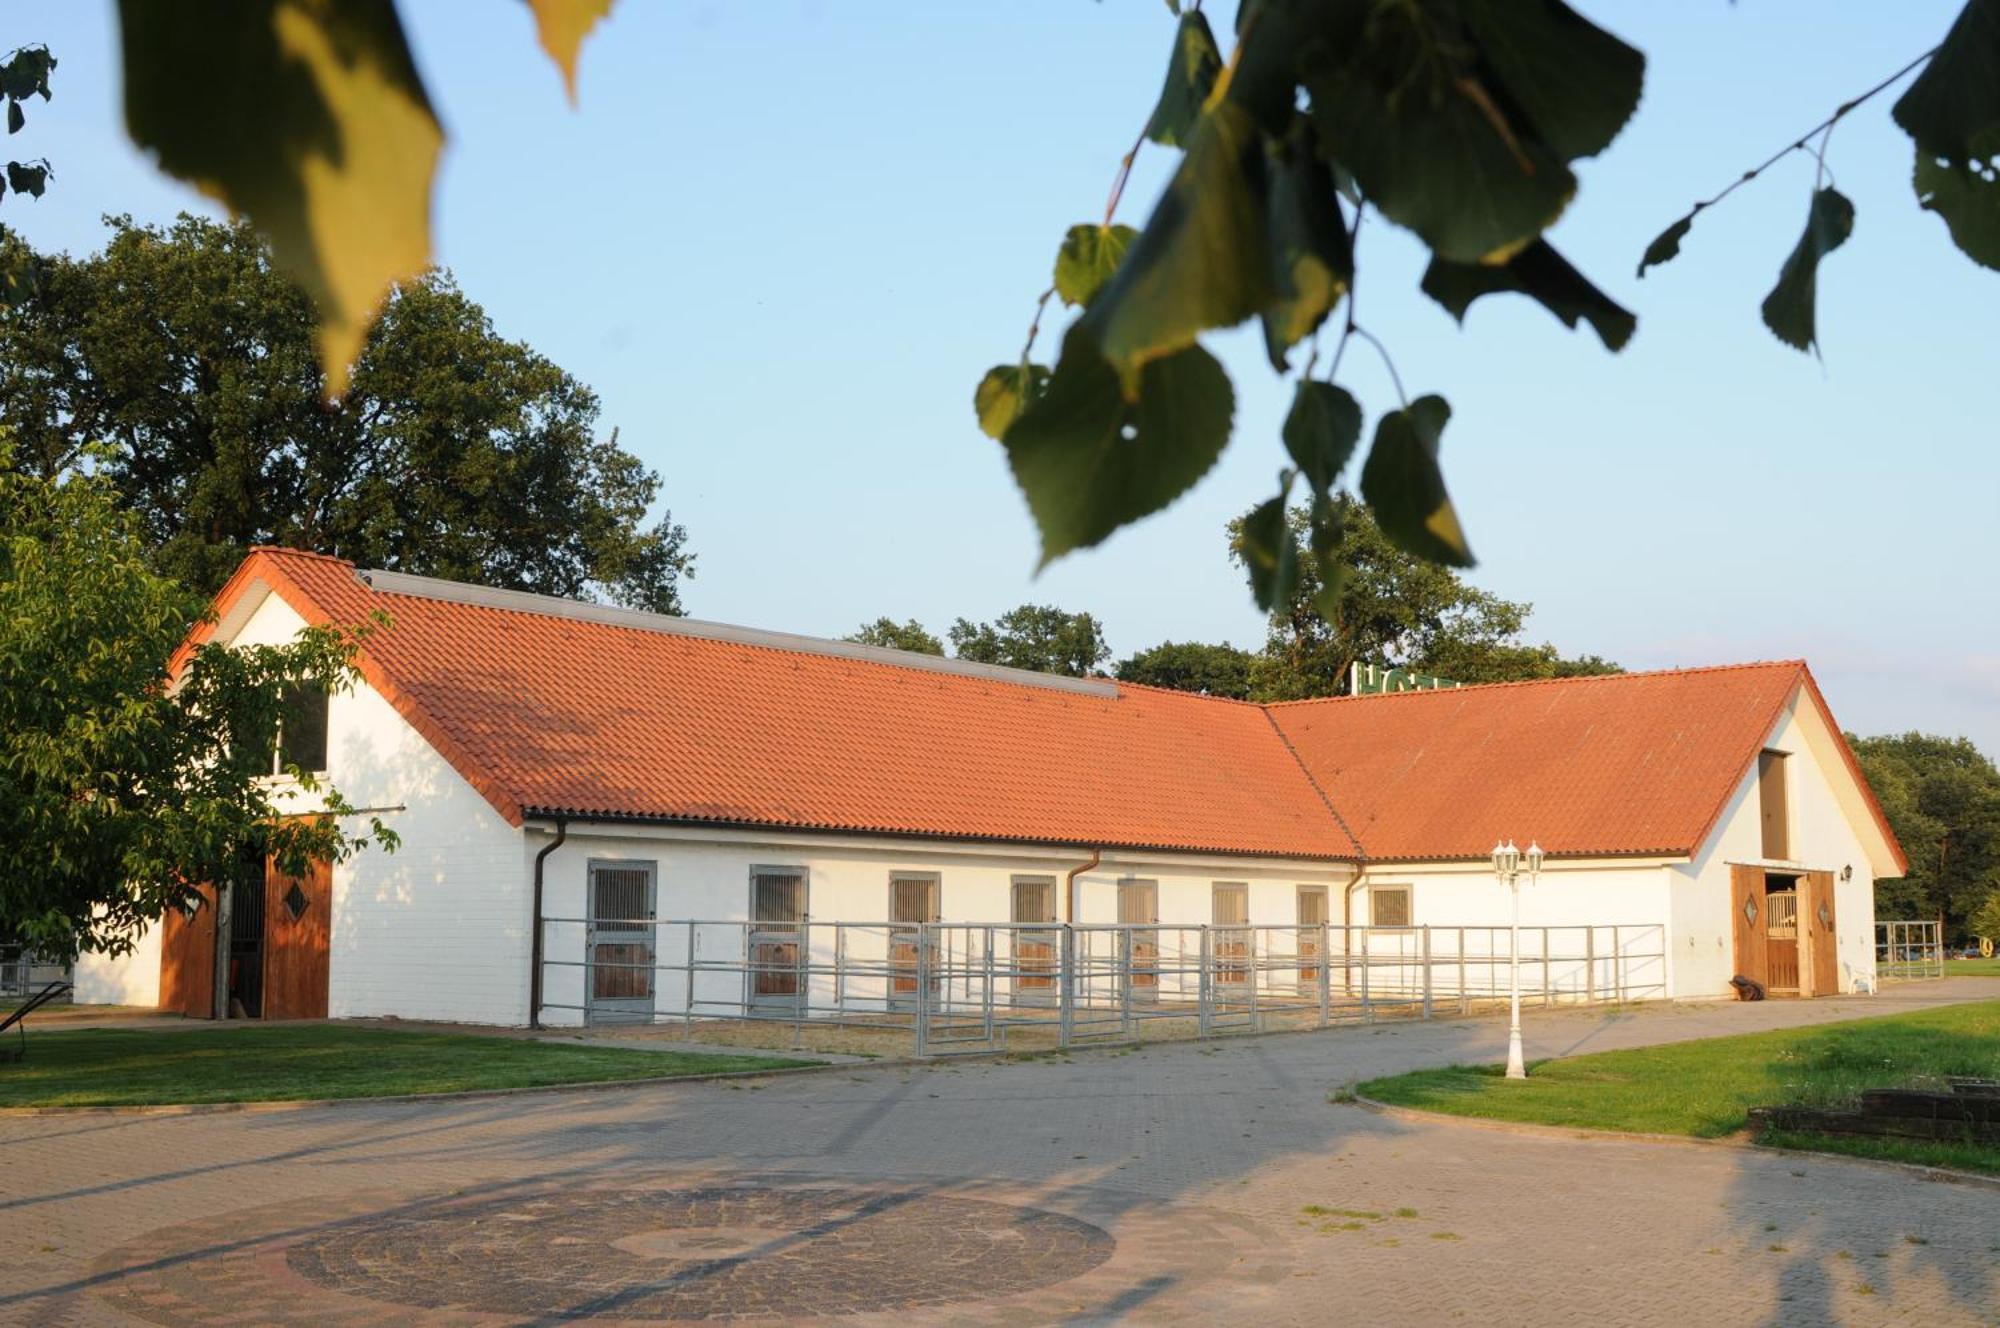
[[1875, 920, 1945, 983], [537, 918, 1668, 1056], [0, 946, 69, 1001]]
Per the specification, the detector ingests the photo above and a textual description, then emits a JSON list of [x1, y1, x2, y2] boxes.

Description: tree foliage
[[845, 617, 945, 656], [0, 41, 57, 306], [0, 215, 692, 612], [0, 438, 396, 961], [1231, 493, 1618, 701], [1116, 640, 1257, 700], [1849, 732, 2000, 939], [972, 1, 2000, 603], [949, 605, 1111, 678]]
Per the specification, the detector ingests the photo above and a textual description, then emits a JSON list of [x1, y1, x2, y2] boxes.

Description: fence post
[[1198, 926, 1212, 1039], [1464, 924, 1480, 1016], [1421, 926, 1432, 1020], [1247, 928, 1260, 1032], [913, 922, 931, 1058], [1360, 927, 1372, 1022], [1585, 927, 1596, 1004], [1541, 927, 1553, 1008], [1059, 926, 1074, 1049], [683, 921, 696, 1036], [983, 925, 996, 1044], [1317, 922, 1331, 1028]]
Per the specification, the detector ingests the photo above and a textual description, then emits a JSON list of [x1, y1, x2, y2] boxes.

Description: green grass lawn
[[0, 1024, 811, 1107], [1944, 956, 2000, 977], [1359, 1001, 2000, 1174]]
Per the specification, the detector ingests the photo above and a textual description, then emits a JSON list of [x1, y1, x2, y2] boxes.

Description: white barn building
[[75, 549, 1907, 1029]]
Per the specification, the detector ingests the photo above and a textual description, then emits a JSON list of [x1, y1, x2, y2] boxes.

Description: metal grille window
[[749, 869, 807, 1003], [1011, 875, 1057, 997], [1212, 882, 1250, 984], [1369, 885, 1412, 928]]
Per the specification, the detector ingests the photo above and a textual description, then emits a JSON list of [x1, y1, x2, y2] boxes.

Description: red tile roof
[[1266, 662, 1902, 866], [199, 550, 1357, 858], [184, 550, 1902, 870]]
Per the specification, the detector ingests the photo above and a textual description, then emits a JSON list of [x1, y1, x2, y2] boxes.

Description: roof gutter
[[527, 817, 568, 1029]]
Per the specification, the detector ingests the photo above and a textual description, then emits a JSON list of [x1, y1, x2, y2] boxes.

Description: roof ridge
[[1259, 659, 1807, 707], [1109, 677, 1266, 708], [351, 564, 1123, 700]]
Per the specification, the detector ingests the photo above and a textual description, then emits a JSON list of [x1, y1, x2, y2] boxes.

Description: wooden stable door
[[262, 856, 332, 1019], [158, 885, 219, 1018], [1730, 865, 1769, 990], [1803, 870, 1839, 997]]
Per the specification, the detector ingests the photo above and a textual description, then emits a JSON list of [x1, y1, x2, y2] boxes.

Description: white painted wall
[[72, 924, 160, 1006], [532, 826, 1357, 1027], [1686, 694, 1883, 995], [1344, 860, 1674, 1001], [73, 588, 530, 1023]]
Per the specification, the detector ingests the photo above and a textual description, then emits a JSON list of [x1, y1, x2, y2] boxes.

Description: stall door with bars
[[1297, 886, 1329, 984], [889, 873, 940, 1009], [749, 868, 807, 1011], [1119, 879, 1159, 1000], [1212, 882, 1250, 987], [586, 861, 656, 1023], [1011, 875, 1057, 1004]]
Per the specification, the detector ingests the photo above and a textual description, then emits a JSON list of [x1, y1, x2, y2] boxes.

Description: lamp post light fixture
[[1492, 838, 1546, 1079]]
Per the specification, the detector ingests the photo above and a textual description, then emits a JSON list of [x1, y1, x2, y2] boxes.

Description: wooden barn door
[[262, 856, 331, 1019], [1804, 871, 1839, 997], [1729, 865, 1769, 989], [158, 885, 219, 1018]]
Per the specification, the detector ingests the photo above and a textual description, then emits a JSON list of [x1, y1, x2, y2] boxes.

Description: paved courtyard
[[3, 981, 1997, 1327]]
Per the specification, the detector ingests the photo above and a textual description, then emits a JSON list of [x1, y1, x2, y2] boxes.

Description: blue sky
[[13, 2, 1998, 753]]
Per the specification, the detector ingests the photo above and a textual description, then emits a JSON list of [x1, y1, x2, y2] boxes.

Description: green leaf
[[973, 363, 1049, 441], [1637, 214, 1693, 278], [7, 101, 23, 136], [1054, 223, 1138, 308], [1458, 0, 1645, 163], [1003, 323, 1235, 566], [1359, 395, 1474, 567], [1302, 0, 1643, 263], [1239, 491, 1300, 611], [1145, 11, 1223, 148], [526, 0, 616, 104], [0, 47, 56, 103], [1891, 0, 2000, 167], [1282, 381, 1361, 494], [1083, 99, 1270, 392], [1261, 118, 1352, 371], [5, 161, 48, 198], [117, 0, 443, 396], [1420, 239, 1635, 351], [1760, 187, 1855, 355], [1915, 144, 2000, 270]]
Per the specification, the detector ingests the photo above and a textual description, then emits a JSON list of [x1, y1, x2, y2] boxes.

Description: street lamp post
[[1492, 839, 1545, 1080]]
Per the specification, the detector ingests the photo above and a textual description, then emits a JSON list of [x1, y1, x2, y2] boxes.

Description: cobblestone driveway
[[3, 982, 1996, 1326]]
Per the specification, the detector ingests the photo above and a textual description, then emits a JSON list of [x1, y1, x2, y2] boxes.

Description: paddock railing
[[1874, 920, 1945, 983], [536, 918, 1669, 1055]]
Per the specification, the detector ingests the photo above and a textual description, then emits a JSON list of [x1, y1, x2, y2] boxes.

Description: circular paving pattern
[[90, 1181, 1117, 1324]]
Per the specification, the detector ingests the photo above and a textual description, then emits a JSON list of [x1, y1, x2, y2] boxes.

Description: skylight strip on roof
[[353, 567, 1120, 697]]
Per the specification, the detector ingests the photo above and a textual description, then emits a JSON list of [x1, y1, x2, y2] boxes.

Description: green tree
[[1972, 892, 2000, 946], [1232, 494, 1616, 700], [950, 605, 1110, 677], [1850, 732, 2000, 938], [0, 215, 693, 611], [0, 439, 396, 962], [845, 618, 945, 656], [1116, 641, 1257, 699], [0, 41, 57, 307]]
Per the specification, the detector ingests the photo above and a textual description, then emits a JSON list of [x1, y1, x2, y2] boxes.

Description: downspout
[[1064, 848, 1101, 925], [528, 817, 569, 1029], [1342, 869, 1369, 993]]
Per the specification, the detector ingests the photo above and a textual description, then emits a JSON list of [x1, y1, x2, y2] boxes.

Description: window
[[1369, 885, 1412, 928], [274, 685, 329, 775], [1758, 749, 1790, 860], [1011, 875, 1056, 925], [1296, 886, 1329, 926]]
